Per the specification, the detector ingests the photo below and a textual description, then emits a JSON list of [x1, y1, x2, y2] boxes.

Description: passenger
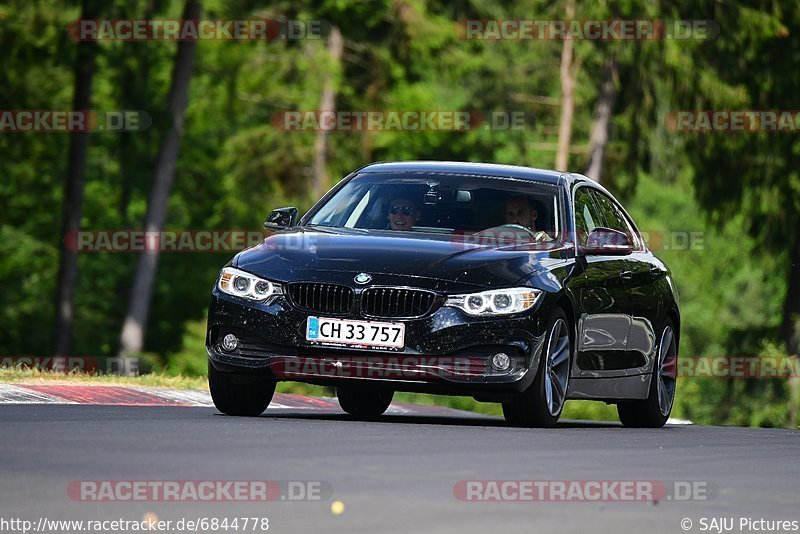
[[387, 197, 421, 231]]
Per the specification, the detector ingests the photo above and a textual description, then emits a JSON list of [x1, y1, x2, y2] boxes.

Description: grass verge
[[0, 368, 209, 390]]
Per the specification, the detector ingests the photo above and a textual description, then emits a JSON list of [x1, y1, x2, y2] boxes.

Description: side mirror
[[583, 227, 633, 256], [264, 207, 298, 230]]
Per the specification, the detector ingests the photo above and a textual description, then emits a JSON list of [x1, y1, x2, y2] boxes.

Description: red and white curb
[[0, 383, 691, 423], [0, 384, 457, 417]]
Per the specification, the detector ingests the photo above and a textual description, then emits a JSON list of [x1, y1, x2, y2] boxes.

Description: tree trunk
[[118, 0, 156, 225], [781, 230, 800, 356], [584, 58, 618, 183], [555, 0, 576, 172], [781, 230, 800, 427], [310, 26, 343, 199], [52, 0, 100, 357], [118, 0, 201, 357]]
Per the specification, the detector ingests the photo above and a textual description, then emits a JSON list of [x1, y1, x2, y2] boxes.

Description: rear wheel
[[208, 361, 276, 416], [617, 320, 678, 428], [336, 385, 393, 418], [503, 308, 572, 428]]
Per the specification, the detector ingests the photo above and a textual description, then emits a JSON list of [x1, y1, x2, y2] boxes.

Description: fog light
[[491, 352, 511, 371], [222, 334, 239, 352]]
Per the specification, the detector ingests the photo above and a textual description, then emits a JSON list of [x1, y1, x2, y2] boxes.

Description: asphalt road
[[1, 405, 798, 534]]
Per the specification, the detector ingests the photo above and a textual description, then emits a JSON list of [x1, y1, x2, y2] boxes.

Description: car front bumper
[[205, 289, 550, 397]]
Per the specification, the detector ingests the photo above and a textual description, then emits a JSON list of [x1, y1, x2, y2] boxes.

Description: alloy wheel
[[544, 318, 571, 416]]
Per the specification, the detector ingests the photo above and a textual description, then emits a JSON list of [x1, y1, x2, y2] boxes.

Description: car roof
[[358, 161, 594, 187]]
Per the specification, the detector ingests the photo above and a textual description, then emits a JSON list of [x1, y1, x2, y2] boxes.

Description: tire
[[503, 308, 572, 428], [336, 385, 393, 418], [208, 360, 276, 416], [617, 319, 678, 428]]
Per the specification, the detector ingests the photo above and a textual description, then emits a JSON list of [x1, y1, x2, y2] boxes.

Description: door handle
[[619, 270, 633, 281]]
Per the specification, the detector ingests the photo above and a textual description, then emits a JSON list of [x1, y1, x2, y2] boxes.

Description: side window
[[591, 190, 639, 248], [573, 187, 603, 246]]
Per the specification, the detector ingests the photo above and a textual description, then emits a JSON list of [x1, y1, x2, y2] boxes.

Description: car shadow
[[235, 410, 628, 429]]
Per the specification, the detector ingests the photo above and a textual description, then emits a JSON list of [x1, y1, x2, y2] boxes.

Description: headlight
[[217, 267, 283, 301], [445, 287, 542, 316]]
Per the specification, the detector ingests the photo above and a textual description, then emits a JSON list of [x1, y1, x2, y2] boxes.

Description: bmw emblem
[[354, 273, 372, 285]]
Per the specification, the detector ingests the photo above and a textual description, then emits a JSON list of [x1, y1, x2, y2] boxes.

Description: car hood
[[233, 227, 571, 292]]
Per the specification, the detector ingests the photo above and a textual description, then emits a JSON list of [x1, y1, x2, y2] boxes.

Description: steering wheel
[[476, 224, 538, 238]]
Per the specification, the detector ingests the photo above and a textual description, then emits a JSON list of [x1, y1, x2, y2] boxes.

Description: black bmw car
[[206, 161, 680, 427]]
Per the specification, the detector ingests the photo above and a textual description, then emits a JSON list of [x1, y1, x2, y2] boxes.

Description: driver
[[387, 197, 421, 231], [504, 196, 551, 241], [505, 196, 539, 229]]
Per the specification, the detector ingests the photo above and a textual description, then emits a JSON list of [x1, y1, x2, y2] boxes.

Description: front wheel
[[503, 308, 572, 428], [208, 361, 276, 416], [336, 385, 393, 418], [617, 320, 678, 428]]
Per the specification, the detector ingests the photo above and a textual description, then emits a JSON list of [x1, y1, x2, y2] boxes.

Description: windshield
[[305, 172, 562, 240]]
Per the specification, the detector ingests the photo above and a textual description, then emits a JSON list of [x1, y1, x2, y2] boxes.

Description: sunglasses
[[389, 205, 416, 216]]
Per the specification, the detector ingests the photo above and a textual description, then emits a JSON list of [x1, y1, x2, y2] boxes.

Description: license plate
[[306, 317, 405, 349]]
